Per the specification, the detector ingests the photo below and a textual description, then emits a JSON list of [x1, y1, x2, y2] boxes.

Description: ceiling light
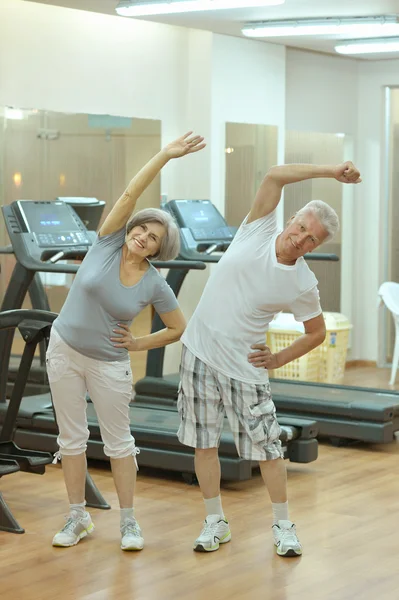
[[116, 0, 285, 18], [335, 37, 399, 55], [242, 15, 399, 38]]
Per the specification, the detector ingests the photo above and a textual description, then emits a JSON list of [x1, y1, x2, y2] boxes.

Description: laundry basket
[[318, 312, 352, 383], [267, 312, 352, 383], [266, 313, 320, 382]]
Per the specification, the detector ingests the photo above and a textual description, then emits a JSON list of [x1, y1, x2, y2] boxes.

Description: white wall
[[286, 49, 358, 135], [0, 2, 189, 117], [177, 29, 213, 201], [210, 35, 285, 215]]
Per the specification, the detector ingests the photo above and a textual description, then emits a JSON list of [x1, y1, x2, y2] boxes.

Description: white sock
[[120, 507, 134, 525], [272, 501, 289, 525], [204, 496, 224, 518], [69, 502, 86, 518]]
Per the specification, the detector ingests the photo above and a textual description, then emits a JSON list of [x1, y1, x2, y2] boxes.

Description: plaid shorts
[[177, 346, 283, 462]]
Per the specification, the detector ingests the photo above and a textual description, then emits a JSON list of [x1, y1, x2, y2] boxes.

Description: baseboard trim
[[346, 360, 376, 369]]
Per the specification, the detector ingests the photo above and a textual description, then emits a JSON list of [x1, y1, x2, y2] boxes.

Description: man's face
[[279, 212, 329, 261]]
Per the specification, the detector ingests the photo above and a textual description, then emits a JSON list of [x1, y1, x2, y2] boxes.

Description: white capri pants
[[46, 328, 139, 464]]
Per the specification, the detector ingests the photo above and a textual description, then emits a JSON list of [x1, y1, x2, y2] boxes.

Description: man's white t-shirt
[[181, 210, 322, 384]]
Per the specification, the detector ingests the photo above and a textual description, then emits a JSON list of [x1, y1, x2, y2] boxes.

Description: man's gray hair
[[295, 200, 339, 242], [126, 208, 180, 261]]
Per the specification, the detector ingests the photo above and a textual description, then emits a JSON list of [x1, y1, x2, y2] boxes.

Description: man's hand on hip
[[248, 344, 279, 370]]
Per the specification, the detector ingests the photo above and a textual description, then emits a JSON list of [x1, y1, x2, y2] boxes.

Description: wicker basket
[[267, 312, 352, 383]]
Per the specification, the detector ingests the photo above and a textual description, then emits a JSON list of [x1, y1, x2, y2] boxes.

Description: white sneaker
[[193, 514, 231, 552], [52, 511, 94, 547], [272, 520, 302, 557], [121, 518, 144, 551]]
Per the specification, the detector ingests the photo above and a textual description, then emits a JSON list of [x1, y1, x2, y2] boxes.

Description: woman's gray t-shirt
[[53, 227, 178, 361]]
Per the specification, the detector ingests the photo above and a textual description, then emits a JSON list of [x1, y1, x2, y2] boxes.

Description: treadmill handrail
[[178, 248, 221, 263], [13, 254, 207, 274], [178, 247, 339, 263], [0, 309, 58, 330], [0, 245, 13, 254], [152, 260, 206, 270], [304, 253, 339, 261]]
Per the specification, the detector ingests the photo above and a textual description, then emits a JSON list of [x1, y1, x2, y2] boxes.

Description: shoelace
[[278, 527, 300, 546], [60, 516, 81, 534], [200, 521, 219, 537], [121, 519, 141, 537]]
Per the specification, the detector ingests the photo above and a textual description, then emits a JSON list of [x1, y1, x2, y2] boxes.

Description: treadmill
[[2, 197, 106, 397], [136, 199, 399, 446], [0, 244, 50, 396], [271, 379, 399, 444], [134, 199, 319, 464], [0, 199, 311, 481], [0, 308, 110, 534]]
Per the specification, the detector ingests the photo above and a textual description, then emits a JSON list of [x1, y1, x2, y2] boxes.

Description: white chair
[[378, 281, 399, 385]]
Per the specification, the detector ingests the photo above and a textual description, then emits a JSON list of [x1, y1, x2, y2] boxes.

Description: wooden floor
[[2, 441, 399, 600], [2, 365, 399, 600], [342, 363, 399, 391]]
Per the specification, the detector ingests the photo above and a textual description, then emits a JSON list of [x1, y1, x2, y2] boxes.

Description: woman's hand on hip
[[110, 323, 140, 351]]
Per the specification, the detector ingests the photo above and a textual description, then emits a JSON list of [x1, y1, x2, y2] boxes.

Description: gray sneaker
[[194, 514, 231, 552], [272, 520, 302, 557], [121, 518, 144, 551], [52, 511, 94, 547]]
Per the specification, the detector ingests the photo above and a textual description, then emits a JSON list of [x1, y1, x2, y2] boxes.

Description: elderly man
[[177, 161, 361, 557]]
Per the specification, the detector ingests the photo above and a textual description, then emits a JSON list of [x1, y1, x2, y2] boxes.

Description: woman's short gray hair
[[126, 208, 180, 261], [296, 200, 340, 243]]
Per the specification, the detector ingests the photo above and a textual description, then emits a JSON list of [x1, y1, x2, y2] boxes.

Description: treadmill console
[[2, 199, 96, 270], [165, 199, 236, 258], [16, 200, 91, 248]]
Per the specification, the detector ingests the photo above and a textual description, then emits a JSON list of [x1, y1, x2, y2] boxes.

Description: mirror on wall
[[0, 107, 161, 380], [224, 122, 278, 227]]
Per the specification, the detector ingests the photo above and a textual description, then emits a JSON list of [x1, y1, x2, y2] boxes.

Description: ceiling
[[25, 0, 399, 60]]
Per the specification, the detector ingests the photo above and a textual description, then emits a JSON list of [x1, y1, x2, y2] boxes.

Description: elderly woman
[[47, 132, 205, 551]]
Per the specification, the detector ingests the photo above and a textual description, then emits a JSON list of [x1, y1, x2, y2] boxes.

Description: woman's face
[[126, 221, 166, 258]]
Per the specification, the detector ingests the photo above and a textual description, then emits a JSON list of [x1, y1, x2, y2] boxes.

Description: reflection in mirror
[[0, 107, 161, 381], [225, 122, 278, 227]]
